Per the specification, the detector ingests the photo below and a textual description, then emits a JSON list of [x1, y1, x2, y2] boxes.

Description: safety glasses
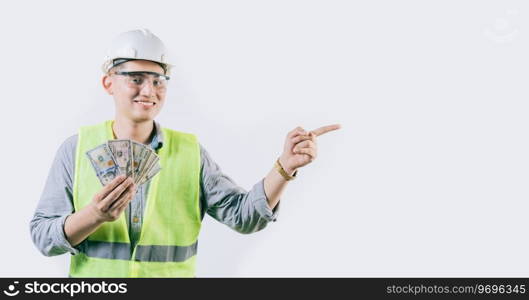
[[112, 71, 170, 90]]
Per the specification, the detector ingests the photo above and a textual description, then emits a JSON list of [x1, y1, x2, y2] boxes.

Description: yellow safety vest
[[69, 120, 201, 277]]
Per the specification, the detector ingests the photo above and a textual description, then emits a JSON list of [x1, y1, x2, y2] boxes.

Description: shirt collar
[[150, 121, 164, 150]]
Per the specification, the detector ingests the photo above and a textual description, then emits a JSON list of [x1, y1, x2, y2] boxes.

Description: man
[[30, 29, 340, 277]]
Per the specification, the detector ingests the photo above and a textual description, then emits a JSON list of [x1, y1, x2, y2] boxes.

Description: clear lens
[[113, 71, 169, 90]]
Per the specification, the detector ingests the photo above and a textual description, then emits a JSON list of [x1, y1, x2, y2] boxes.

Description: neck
[[112, 116, 154, 145]]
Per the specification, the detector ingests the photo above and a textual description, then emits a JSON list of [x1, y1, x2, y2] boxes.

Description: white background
[[0, 0, 528, 277]]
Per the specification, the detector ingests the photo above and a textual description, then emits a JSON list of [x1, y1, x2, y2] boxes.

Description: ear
[[102, 74, 113, 95]]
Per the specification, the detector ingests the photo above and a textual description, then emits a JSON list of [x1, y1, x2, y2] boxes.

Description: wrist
[[278, 156, 297, 177]]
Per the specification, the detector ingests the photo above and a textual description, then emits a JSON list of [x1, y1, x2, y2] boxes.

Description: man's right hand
[[88, 175, 136, 223]]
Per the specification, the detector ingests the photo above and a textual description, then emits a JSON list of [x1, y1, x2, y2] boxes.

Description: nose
[[139, 80, 155, 98]]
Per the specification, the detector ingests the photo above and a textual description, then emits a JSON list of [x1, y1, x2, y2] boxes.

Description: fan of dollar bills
[[86, 139, 161, 187]]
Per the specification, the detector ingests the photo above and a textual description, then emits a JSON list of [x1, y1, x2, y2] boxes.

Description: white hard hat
[[102, 28, 172, 75]]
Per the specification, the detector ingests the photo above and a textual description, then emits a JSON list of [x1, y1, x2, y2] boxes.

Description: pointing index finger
[[310, 124, 341, 137]]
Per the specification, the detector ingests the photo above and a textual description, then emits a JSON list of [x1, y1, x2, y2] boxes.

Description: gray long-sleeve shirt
[[30, 121, 278, 257]]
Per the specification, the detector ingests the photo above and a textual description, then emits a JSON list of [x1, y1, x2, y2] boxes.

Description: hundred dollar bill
[[107, 139, 133, 177], [137, 149, 159, 184], [131, 141, 150, 183], [138, 164, 162, 186], [138, 160, 160, 185], [137, 147, 154, 182], [86, 144, 121, 186]]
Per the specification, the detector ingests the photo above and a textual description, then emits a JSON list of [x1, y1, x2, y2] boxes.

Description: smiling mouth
[[134, 100, 156, 106]]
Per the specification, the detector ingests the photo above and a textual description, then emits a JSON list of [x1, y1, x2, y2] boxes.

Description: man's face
[[102, 60, 167, 123]]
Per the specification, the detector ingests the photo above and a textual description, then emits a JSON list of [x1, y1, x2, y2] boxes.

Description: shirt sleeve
[[199, 144, 280, 234], [29, 134, 81, 256]]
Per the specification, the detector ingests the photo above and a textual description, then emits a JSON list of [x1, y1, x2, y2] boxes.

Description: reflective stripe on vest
[[70, 120, 201, 277], [78, 240, 198, 262]]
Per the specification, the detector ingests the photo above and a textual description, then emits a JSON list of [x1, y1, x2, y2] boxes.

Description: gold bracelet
[[275, 157, 297, 181]]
